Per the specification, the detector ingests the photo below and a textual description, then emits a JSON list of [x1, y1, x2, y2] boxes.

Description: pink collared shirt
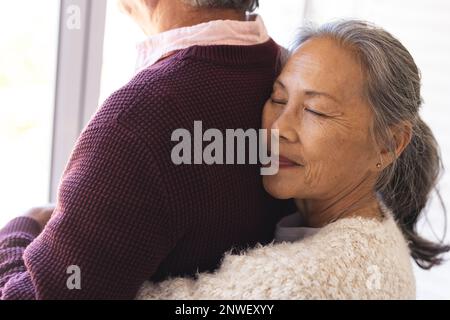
[[135, 15, 270, 73]]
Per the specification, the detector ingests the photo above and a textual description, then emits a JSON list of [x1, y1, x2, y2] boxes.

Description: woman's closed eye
[[271, 97, 287, 105], [304, 106, 328, 117], [271, 98, 329, 118]]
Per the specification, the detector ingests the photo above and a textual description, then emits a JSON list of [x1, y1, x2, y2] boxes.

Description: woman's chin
[[263, 176, 297, 200]]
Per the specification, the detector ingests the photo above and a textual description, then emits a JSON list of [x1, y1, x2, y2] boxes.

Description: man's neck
[[148, 2, 247, 35]]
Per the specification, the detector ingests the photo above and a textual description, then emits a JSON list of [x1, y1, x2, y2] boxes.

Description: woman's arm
[[136, 241, 324, 300], [136, 220, 411, 300]]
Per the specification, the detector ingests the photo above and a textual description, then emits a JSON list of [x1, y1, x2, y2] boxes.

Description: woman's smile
[[273, 154, 304, 169]]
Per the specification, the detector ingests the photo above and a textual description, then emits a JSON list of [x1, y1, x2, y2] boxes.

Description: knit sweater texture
[[137, 206, 416, 300], [0, 39, 292, 299]]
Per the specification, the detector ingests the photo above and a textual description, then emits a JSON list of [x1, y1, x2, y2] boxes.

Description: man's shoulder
[[100, 39, 282, 117], [94, 41, 281, 133], [94, 60, 184, 128]]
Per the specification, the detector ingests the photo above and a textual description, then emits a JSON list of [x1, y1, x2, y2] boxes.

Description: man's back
[[108, 40, 288, 280], [0, 39, 291, 299]]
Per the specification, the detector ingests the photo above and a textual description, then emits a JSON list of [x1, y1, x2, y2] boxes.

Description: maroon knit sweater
[[0, 39, 293, 299]]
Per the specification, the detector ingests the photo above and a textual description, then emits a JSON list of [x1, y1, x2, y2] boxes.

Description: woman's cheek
[[300, 129, 341, 190], [262, 102, 277, 130], [303, 160, 322, 189]]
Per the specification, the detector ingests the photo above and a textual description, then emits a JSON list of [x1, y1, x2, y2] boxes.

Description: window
[[257, 0, 307, 48], [99, 0, 145, 104], [0, 0, 59, 226]]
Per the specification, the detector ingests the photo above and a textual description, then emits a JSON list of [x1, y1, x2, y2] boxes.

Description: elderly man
[[0, 0, 290, 299]]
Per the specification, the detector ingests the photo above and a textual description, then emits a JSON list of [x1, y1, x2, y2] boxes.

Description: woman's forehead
[[281, 38, 365, 101], [291, 38, 362, 79]]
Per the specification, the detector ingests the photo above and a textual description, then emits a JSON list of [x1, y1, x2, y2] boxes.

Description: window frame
[[49, 0, 107, 200]]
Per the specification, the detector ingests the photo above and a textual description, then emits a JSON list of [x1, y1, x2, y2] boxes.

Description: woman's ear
[[378, 121, 413, 169]]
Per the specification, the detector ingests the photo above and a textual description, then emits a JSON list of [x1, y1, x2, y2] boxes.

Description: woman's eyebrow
[[304, 90, 341, 104]]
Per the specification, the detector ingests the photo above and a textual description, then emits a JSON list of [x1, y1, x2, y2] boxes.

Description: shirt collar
[[274, 212, 320, 243], [135, 15, 270, 73]]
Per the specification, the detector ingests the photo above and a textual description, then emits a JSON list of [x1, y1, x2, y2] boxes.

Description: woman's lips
[[273, 155, 303, 168]]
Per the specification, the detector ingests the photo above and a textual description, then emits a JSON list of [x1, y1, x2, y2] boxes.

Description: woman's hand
[[23, 204, 56, 231]]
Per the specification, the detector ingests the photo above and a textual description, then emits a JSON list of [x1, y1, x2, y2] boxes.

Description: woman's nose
[[271, 107, 299, 143]]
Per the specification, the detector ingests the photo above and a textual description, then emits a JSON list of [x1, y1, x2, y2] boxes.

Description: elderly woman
[[137, 20, 450, 299]]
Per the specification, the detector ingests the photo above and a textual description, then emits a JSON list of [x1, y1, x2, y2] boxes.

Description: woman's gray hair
[[183, 0, 258, 11], [293, 20, 449, 269]]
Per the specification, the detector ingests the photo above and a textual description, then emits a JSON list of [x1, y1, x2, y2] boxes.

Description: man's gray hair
[[184, 0, 259, 12]]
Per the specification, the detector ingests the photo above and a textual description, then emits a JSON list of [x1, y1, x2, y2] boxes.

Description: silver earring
[[376, 163, 382, 169]]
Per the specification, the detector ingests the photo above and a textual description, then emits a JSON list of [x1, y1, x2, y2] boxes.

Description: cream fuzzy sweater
[[136, 209, 415, 300]]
